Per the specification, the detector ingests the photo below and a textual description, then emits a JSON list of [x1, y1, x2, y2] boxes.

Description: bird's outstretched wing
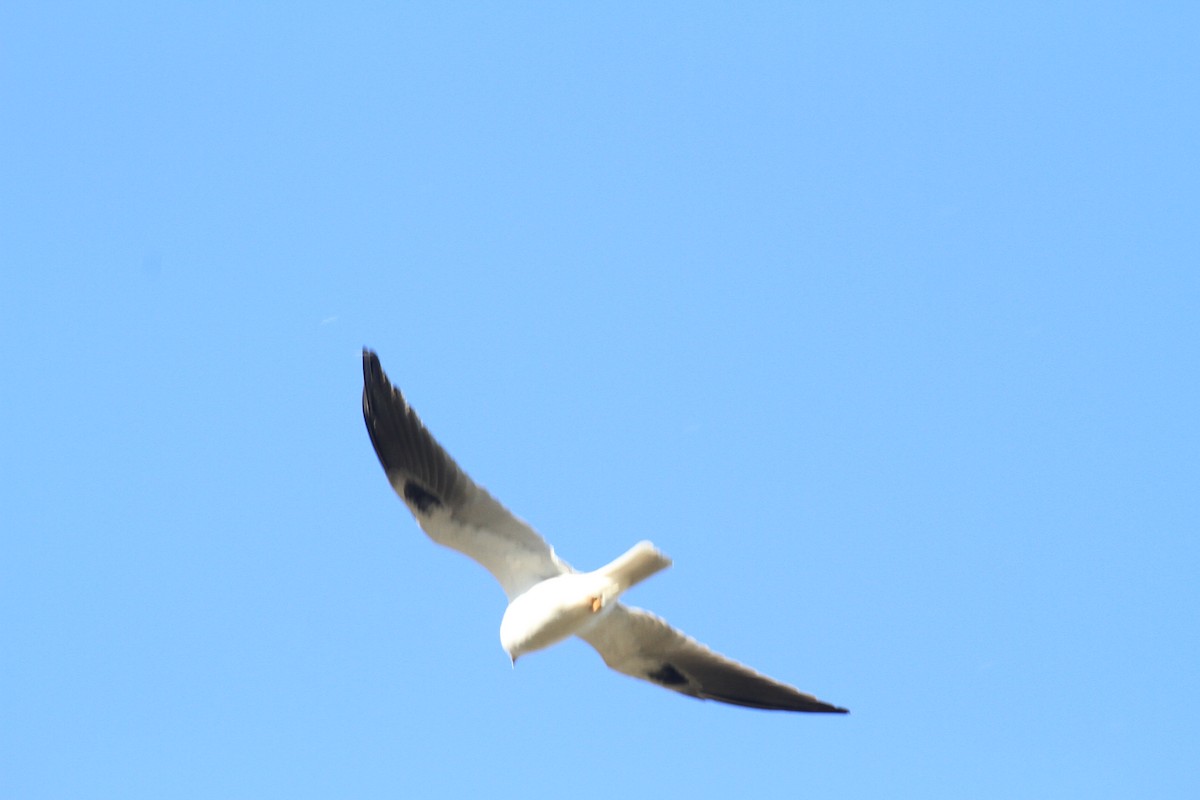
[[362, 349, 570, 599], [579, 605, 848, 713]]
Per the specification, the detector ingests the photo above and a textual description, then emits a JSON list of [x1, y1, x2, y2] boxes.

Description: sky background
[[3, 3, 1198, 798]]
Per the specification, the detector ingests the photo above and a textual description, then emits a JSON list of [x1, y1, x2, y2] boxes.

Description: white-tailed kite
[[362, 349, 847, 714]]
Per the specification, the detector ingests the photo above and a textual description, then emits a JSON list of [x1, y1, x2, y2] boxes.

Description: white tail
[[598, 540, 672, 593]]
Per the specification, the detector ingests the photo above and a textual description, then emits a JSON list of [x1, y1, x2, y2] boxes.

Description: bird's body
[[362, 349, 847, 714], [500, 541, 670, 661]]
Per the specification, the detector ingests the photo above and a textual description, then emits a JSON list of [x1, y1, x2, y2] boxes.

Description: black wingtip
[[362, 349, 388, 417], [361, 348, 399, 470], [783, 701, 849, 714], [363, 348, 382, 383], [807, 700, 849, 714]]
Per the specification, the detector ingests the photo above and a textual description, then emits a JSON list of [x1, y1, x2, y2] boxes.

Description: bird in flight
[[362, 349, 847, 713]]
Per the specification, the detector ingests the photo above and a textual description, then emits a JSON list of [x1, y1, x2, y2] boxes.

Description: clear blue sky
[[3, 3, 1197, 798]]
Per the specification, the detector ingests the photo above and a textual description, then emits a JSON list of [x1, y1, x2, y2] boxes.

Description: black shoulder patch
[[647, 663, 689, 687], [403, 481, 442, 513]]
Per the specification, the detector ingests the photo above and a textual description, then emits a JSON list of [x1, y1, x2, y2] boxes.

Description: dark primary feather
[[581, 605, 848, 714], [362, 349, 569, 599], [362, 349, 471, 511]]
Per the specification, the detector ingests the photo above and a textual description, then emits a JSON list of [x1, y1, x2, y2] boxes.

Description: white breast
[[499, 573, 617, 660]]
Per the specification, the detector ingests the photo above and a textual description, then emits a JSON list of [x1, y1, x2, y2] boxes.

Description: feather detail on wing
[[362, 350, 570, 599], [579, 605, 848, 713]]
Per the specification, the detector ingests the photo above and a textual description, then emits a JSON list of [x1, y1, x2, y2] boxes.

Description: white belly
[[499, 573, 617, 659]]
